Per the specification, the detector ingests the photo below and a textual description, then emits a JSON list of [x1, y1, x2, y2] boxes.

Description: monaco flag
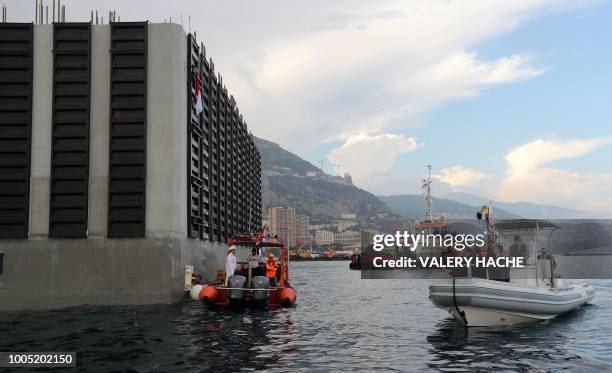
[[194, 73, 203, 116]]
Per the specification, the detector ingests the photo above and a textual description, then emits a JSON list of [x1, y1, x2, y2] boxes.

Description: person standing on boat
[[247, 248, 261, 285], [248, 248, 260, 272], [225, 246, 237, 286], [266, 252, 278, 287], [509, 235, 527, 261]]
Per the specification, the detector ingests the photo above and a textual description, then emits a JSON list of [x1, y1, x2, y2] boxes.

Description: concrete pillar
[[146, 24, 188, 238], [28, 25, 53, 238], [87, 25, 110, 238]]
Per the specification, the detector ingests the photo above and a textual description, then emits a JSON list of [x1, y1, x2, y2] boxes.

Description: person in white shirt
[[225, 246, 237, 286], [246, 247, 261, 286], [247, 248, 260, 269]]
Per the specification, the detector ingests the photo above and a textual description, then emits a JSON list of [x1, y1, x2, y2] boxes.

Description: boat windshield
[[494, 219, 559, 265]]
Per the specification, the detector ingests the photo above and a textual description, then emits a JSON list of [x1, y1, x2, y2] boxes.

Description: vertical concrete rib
[[146, 23, 187, 237], [87, 25, 110, 237], [29, 25, 53, 238]]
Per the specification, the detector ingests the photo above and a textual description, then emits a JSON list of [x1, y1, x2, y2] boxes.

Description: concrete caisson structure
[[0, 21, 262, 311]]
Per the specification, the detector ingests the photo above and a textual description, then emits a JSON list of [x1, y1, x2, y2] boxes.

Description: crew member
[[248, 248, 260, 269], [493, 245, 510, 282], [509, 235, 527, 260], [247, 248, 261, 282], [266, 252, 278, 287], [225, 246, 237, 286]]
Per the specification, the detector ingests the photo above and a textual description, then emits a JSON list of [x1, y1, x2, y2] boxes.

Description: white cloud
[[504, 138, 612, 180], [437, 166, 492, 187], [195, 0, 582, 150], [12, 2, 587, 134], [327, 132, 421, 189], [496, 138, 612, 216], [388, 53, 544, 102], [424, 138, 612, 216]]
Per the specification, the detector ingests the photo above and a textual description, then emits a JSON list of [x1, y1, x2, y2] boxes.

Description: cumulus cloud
[[427, 138, 612, 216], [388, 53, 544, 102], [327, 132, 421, 188], [504, 138, 612, 180], [188, 0, 580, 149], [437, 166, 492, 187], [496, 138, 612, 216]]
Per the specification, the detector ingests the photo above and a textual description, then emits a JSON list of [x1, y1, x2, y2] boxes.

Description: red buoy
[[199, 286, 220, 305], [279, 287, 296, 307]]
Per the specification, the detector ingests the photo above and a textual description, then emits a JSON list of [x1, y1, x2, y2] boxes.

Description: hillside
[[254, 136, 392, 223], [255, 137, 319, 175]]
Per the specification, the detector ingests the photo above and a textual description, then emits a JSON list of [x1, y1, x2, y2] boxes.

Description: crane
[[331, 162, 351, 176]]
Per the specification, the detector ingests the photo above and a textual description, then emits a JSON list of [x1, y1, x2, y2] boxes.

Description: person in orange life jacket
[[266, 252, 278, 287]]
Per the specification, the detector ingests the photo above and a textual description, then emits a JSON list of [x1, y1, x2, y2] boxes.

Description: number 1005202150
[[1, 352, 76, 367]]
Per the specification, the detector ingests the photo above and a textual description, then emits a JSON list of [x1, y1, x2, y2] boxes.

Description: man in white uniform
[[225, 246, 237, 286]]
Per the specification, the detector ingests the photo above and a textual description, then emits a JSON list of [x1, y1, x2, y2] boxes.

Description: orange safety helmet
[[267, 252, 274, 259]]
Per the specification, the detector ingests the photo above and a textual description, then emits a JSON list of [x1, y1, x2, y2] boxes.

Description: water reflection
[[192, 308, 288, 371], [426, 304, 605, 371], [0, 263, 610, 372]]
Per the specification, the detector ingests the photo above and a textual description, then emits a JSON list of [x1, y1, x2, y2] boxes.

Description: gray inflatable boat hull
[[429, 278, 594, 326]]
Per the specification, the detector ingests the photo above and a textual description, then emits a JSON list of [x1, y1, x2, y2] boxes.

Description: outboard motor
[[251, 276, 270, 306], [228, 275, 247, 305]]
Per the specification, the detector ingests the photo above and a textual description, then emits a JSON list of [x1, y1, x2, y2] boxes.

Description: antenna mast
[[422, 165, 433, 222]]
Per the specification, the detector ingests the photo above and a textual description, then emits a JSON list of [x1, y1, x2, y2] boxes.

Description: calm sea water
[[1, 261, 610, 372]]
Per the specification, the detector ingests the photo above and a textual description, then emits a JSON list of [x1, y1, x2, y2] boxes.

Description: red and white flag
[[194, 73, 203, 116]]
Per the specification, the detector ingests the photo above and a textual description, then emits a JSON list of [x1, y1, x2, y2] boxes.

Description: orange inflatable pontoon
[[199, 225, 297, 308]]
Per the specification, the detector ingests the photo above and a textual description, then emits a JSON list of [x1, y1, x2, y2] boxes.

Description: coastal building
[[0, 21, 261, 310], [296, 214, 310, 246], [268, 207, 296, 247], [333, 231, 361, 247], [314, 230, 334, 246], [343, 172, 353, 184], [336, 220, 358, 232]]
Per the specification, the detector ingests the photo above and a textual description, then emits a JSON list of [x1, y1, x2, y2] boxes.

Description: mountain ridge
[[444, 191, 587, 219], [378, 194, 519, 220]]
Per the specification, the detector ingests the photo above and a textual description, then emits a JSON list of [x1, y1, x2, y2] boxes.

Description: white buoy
[[189, 284, 203, 301]]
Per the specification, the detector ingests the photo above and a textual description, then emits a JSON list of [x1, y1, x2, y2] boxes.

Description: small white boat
[[430, 277, 594, 326], [429, 216, 595, 327]]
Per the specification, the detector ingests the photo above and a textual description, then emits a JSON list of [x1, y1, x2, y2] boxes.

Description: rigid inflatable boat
[[199, 225, 296, 308], [429, 216, 594, 327], [430, 277, 594, 326]]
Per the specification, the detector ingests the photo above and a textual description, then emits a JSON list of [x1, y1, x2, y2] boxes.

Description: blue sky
[[8, 0, 612, 215], [308, 1, 612, 215], [418, 2, 612, 174]]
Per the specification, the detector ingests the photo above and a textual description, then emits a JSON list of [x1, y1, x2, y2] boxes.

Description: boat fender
[[190, 284, 203, 301], [279, 287, 296, 307], [199, 285, 220, 305]]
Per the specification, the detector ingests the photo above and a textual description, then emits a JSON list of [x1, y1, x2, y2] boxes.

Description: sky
[[7, 0, 612, 216]]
